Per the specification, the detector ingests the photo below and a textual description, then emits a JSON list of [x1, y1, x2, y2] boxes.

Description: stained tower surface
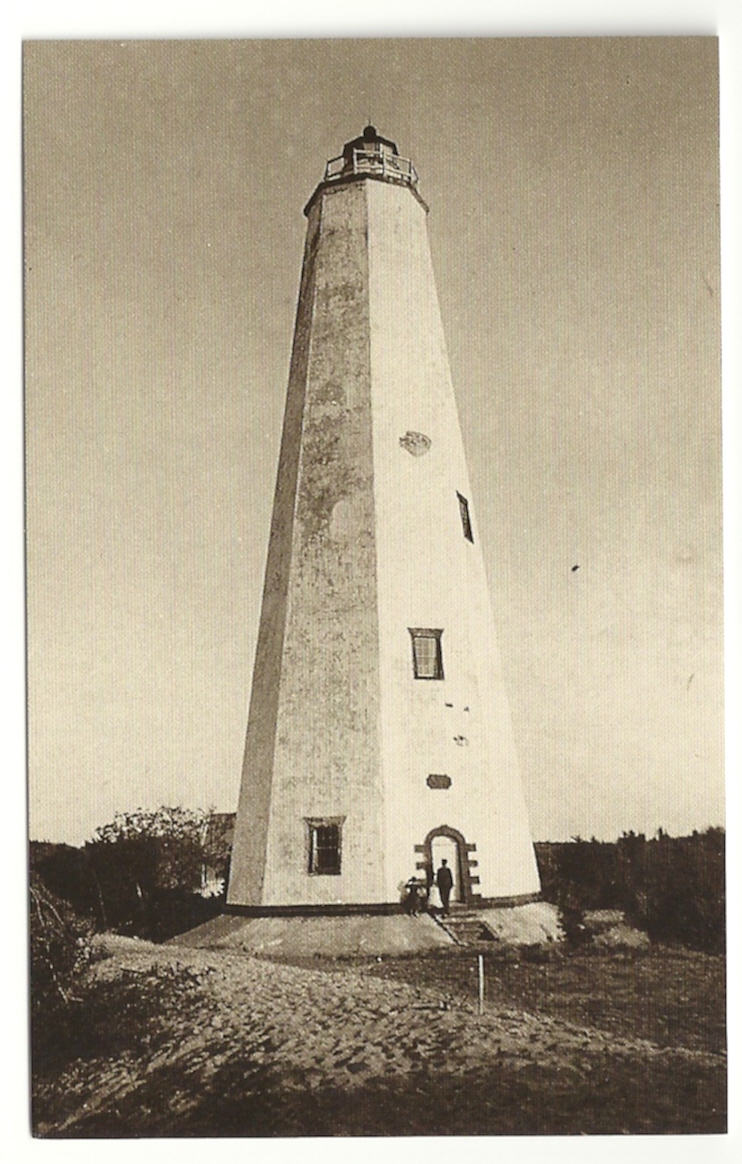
[[227, 127, 541, 912]]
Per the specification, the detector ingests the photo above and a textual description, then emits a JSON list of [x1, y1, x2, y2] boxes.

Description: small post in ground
[[477, 953, 484, 1014]]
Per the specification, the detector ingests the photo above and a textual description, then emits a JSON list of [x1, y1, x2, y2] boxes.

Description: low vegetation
[[30, 806, 232, 941], [535, 827, 725, 953]]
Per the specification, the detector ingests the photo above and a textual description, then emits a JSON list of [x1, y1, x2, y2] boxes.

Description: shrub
[[30, 874, 95, 1070], [30, 874, 92, 1015], [535, 828, 725, 953], [31, 808, 233, 940]]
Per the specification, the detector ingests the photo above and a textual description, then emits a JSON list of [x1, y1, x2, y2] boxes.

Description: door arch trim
[[414, 824, 479, 907]]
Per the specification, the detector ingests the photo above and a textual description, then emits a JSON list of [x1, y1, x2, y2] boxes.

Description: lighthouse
[[227, 127, 541, 913]]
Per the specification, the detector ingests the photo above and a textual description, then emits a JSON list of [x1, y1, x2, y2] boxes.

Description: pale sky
[[25, 37, 724, 845]]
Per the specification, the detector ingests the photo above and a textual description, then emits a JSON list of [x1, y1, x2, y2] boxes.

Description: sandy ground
[[32, 934, 726, 1136]]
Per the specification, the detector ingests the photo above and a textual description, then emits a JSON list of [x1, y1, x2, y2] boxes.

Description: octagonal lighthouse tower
[[227, 127, 541, 913]]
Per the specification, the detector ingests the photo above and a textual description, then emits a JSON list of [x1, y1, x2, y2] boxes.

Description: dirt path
[[33, 938, 726, 1136]]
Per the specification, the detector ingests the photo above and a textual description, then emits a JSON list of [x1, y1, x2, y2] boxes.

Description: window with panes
[[307, 820, 342, 875], [409, 628, 444, 680]]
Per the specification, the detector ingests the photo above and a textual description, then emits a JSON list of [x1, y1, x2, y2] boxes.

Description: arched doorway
[[416, 825, 477, 908], [430, 834, 463, 905]]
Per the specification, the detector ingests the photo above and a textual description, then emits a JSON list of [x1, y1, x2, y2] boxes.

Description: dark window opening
[[457, 492, 474, 542], [307, 820, 342, 875], [409, 628, 444, 680]]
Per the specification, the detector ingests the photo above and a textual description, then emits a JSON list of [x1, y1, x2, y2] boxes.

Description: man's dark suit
[[436, 863, 454, 914]]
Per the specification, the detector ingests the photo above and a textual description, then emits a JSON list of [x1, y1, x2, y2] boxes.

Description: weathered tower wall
[[228, 136, 540, 911], [228, 182, 386, 906]]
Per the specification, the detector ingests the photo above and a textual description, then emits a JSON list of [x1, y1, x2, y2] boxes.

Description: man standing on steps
[[436, 859, 454, 916]]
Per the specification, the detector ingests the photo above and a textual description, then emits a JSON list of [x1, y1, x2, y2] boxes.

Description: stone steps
[[434, 909, 496, 946]]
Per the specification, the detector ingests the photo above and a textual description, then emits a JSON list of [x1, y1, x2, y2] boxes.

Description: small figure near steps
[[403, 877, 428, 917]]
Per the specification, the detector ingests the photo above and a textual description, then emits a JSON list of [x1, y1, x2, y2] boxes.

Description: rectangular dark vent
[[426, 773, 452, 789]]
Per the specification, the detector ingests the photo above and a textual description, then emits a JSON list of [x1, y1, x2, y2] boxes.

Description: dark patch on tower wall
[[427, 773, 452, 789], [399, 430, 432, 456]]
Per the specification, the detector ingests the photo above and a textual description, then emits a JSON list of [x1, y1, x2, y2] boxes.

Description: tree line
[[30, 810, 725, 952], [31, 806, 234, 943], [535, 827, 725, 952]]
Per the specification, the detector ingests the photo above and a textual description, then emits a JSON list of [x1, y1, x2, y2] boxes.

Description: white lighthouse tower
[[227, 127, 541, 913]]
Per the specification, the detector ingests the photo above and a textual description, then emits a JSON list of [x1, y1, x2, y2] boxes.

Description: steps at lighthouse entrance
[[434, 908, 496, 946]]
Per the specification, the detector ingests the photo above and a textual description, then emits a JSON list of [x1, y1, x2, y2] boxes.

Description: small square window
[[307, 819, 342, 875], [457, 492, 474, 542], [409, 629, 444, 680]]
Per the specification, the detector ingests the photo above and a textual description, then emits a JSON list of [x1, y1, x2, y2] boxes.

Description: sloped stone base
[[479, 901, 563, 945], [169, 912, 454, 957]]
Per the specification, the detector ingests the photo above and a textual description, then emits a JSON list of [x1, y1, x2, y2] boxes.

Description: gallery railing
[[323, 148, 419, 188]]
